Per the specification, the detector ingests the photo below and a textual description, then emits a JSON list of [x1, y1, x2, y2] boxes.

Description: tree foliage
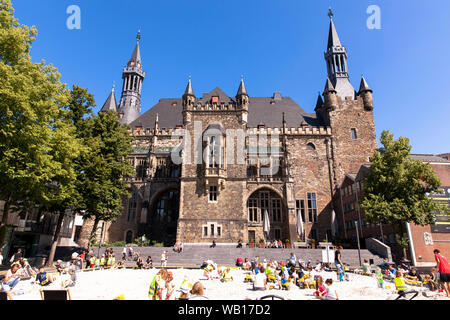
[[360, 130, 449, 257], [0, 0, 84, 249]]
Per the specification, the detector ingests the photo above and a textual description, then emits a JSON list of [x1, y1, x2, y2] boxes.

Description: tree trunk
[[87, 218, 99, 252], [396, 222, 408, 261], [46, 211, 65, 267], [0, 196, 12, 249]]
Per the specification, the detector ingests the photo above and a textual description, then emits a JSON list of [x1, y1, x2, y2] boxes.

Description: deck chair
[[0, 291, 12, 300], [259, 295, 285, 300], [40, 289, 72, 300], [395, 290, 419, 300]]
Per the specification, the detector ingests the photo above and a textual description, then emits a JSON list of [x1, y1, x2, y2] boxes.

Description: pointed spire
[[315, 92, 324, 110], [323, 77, 337, 94], [236, 75, 248, 97], [100, 85, 118, 113], [327, 9, 342, 50], [358, 76, 372, 94], [184, 76, 195, 97], [129, 30, 142, 66]]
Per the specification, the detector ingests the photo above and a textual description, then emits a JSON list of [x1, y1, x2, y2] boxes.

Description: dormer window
[[172, 102, 177, 106], [212, 96, 219, 104]]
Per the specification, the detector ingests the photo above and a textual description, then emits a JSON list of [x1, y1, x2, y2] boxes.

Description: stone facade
[[78, 17, 379, 247]]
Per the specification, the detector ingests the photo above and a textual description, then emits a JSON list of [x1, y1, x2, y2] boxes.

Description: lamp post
[[355, 221, 362, 266]]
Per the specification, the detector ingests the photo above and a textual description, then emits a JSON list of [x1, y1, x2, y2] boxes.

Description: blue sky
[[12, 0, 450, 154]]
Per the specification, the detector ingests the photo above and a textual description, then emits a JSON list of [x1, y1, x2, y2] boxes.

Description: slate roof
[[100, 91, 117, 113], [410, 154, 450, 163], [327, 19, 342, 49], [129, 87, 326, 130]]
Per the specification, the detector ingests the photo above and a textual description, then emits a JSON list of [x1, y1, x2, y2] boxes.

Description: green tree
[[0, 0, 79, 251], [78, 111, 134, 250], [360, 131, 449, 259]]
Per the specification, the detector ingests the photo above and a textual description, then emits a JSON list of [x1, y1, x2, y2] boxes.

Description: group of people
[[148, 269, 208, 300], [242, 256, 339, 299]]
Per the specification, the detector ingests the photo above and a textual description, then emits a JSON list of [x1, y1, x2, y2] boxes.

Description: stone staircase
[[92, 245, 385, 268]]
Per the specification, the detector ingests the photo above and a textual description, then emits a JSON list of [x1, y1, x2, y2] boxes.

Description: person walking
[[161, 251, 168, 267], [434, 249, 450, 298], [122, 247, 127, 261]]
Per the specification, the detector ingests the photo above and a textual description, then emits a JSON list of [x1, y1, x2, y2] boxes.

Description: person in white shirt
[[322, 279, 338, 300], [253, 266, 267, 291], [0, 253, 3, 265]]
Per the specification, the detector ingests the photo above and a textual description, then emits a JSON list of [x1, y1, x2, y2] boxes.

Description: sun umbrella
[[263, 209, 271, 240], [297, 211, 304, 240], [331, 210, 338, 237]]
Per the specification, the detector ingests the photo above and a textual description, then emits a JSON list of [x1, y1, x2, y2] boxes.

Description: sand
[[8, 268, 449, 301]]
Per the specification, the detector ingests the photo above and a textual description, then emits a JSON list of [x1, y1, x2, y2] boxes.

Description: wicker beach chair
[[40, 289, 72, 300]]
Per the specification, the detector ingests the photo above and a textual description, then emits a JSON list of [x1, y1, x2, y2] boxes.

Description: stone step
[[89, 246, 385, 267]]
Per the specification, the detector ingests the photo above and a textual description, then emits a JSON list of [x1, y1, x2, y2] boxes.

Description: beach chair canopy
[[40, 289, 71, 300]]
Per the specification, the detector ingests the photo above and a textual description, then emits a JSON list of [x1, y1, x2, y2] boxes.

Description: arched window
[[306, 143, 316, 151], [125, 230, 133, 244], [203, 124, 225, 169]]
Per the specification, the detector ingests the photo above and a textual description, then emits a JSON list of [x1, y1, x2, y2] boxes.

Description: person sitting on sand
[[1, 263, 21, 292], [236, 257, 243, 267], [394, 270, 418, 300], [362, 259, 371, 274], [61, 268, 77, 289], [35, 267, 56, 287], [177, 277, 191, 300], [313, 275, 327, 298], [55, 260, 66, 274], [221, 267, 233, 282], [243, 258, 251, 270], [20, 259, 37, 278], [387, 265, 397, 279], [405, 267, 418, 281], [253, 266, 267, 291], [322, 279, 338, 300], [188, 282, 209, 300]]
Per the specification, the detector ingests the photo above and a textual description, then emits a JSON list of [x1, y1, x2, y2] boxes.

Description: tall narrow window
[[248, 198, 258, 222], [351, 128, 358, 140], [209, 185, 218, 202], [272, 199, 281, 222], [296, 200, 306, 223], [127, 193, 138, 222], [210, 224, 215, 236], [307, 193, 317, 223]]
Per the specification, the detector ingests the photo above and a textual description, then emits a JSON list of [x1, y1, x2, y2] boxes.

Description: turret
[[182, 76, 196, 109], [358, 76, 373, 111], [236, 76, 249, 109], [323, 77, 338, 111], [100, 82, 118, 114]]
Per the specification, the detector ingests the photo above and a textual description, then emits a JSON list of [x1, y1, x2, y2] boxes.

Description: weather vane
[[328, 7, 334, 20], [137, 29, 141, 41]]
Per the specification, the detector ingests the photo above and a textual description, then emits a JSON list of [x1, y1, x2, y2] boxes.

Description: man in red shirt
[[434, 249, 450, 298]]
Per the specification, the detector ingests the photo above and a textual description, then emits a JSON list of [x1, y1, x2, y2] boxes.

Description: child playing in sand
[[148, 269, 170, 300], [221, 267, 233, 282], [35, 267, 56, 287], [313, 276, 327, 298], [394, 270, 418, 300], [322, 279, 338, 300], [61, 269, 77, 289], [375, 267, 384, 289]]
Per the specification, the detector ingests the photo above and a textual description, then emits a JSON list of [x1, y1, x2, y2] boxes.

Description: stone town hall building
[[78, 17, 377, 247]]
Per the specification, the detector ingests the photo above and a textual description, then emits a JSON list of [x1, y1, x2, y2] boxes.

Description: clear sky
[[11, 0, 450, 154]]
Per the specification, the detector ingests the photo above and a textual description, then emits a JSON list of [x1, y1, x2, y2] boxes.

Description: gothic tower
[[324, 10, 355, 99], [118, 31, 146, 124]]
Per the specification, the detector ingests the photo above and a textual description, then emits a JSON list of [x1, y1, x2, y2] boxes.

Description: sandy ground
[[8, 268, 450, 301]]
